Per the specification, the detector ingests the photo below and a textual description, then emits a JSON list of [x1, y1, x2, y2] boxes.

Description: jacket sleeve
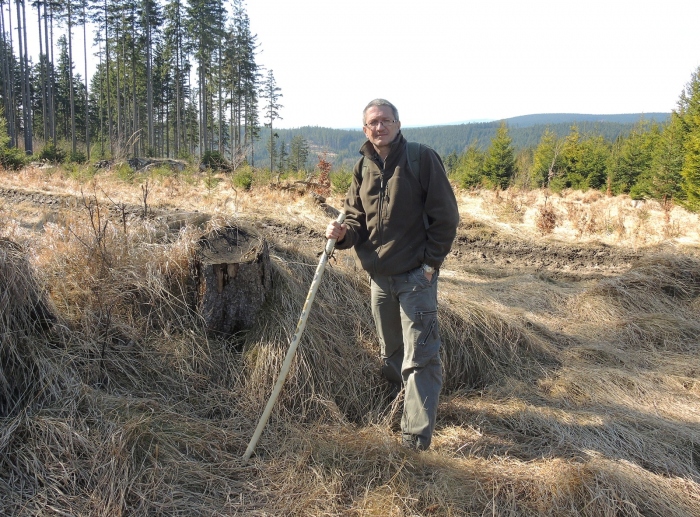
[[420, 148, 460, 268], [335, 158, 369, 250]]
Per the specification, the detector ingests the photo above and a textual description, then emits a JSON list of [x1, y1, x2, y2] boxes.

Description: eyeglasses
[[364, 119, 396, 129]]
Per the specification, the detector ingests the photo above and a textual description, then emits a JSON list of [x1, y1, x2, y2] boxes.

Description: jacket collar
[[360, 132, 406, 165]]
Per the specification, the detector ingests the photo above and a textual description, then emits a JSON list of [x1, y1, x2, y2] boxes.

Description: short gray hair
[[363, 99, 399, 125]]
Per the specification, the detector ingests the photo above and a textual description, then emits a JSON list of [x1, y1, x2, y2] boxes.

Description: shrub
[[454, 167, 485, 189], [204, 170, 221, 192], [232, 166, 253, 190], [115, 162, 135, 182], [64, 162, 96, 182], [331, 170, 353, 196], [177, 149, 193, 162], [38, 143, 67, 164], [582, 189, 604, 204], [69, 150, 87, 164], [0, 107, 26, 170], [536, 201, 558, 235], [496, 195, 524, 224], [201, 150, 227, 170], [0, 146, 27, 170], [252, 168, 274, 187], [150, 165, 176, 180]]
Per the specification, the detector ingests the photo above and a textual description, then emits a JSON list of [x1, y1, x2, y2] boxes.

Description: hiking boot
[[401, 434, 429, 451]]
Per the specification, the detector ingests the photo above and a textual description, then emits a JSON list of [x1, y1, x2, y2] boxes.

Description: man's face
[[363, 105, 401, 150]]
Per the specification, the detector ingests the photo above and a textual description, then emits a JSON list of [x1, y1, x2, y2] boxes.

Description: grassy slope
[[1, 165, 699, 516]]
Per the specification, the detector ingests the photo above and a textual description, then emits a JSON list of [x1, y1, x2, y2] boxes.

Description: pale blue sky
[[246, 0, 700, 128], [10, 0, 700, 130]]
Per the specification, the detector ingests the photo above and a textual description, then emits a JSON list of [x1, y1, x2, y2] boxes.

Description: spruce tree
[[454, 141, 484, 189], [532, 128, 561, 189], [556, 126, 584, 190], [611, 121, 659, 194], [678, 67, 700, 210], [289, 134, 308, 172], [261, 68, 282, 172], [631, 114, 684, 202], [482, 122, 515, 189], [578, 135, 610, 190]]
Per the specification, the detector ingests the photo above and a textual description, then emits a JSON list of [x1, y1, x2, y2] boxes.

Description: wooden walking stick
[[243, 211, 346, 462]]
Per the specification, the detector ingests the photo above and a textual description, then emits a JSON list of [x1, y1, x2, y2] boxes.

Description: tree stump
[[193, 226, 272, 337]]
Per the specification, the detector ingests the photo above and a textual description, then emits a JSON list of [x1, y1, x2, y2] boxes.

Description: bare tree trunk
[[15, 0, 29, 152], [165, 91, 170, 157], [174, 19, 181, 158], [36, 3, 47, 142], [131, 9, 137, 157], [97, 42, 103, 156], [229, 86, 233, 162], [20, 0, 31, 152], [235, 61, 241, 152], [145, 7, 153, 156], [173, 69, 178, 157], [67, 2, 76, 154], [116, 26, 122, 150], [82, 7, 89, 159], [0, 4, 16, 147], [198, 67, 203, 155], [47, 1, 55, 143], [199, 66, 205, 156], [217, 49, 222, 153], [104, 0, 112, 156], [188, 68, 193, 157]]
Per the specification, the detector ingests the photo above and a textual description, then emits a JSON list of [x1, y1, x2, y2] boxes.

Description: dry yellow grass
[[1, 165, 699, 515]]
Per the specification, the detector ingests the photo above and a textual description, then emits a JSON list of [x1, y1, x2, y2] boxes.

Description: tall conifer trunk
[[0, 4, 16, 147], [66, 1, 76, 154], [15, 0, 31, 153], [82, 5, 89, 159], [104, 0, 112, 156], [37, 3, 47, 141], [47, 0, 55, 143]]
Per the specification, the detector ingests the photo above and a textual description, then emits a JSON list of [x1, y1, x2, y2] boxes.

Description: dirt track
[[0, 185, 658, 279], [450, 219, 646, 279]]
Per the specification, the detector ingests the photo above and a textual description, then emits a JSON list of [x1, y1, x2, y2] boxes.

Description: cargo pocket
[[413, 309, 440, 365]]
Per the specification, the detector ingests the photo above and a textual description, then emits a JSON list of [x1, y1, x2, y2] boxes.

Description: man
[[326, 98, 459, 450]]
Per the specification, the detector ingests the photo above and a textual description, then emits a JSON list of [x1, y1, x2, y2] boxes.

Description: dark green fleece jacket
[[336, 133, 459, 276]]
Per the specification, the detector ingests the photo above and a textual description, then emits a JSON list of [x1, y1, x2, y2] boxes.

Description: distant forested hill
[[258, 113, 671, 169], [504, 112, 670, 127]]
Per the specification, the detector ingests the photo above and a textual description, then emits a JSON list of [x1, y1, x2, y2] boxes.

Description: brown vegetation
[[1, 165, 699, 515]]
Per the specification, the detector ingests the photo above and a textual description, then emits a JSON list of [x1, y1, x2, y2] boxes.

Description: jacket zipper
[[375, 162, 386, 275]]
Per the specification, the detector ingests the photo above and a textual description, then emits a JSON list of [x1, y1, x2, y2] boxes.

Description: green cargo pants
[[370, 267, 443, 450]]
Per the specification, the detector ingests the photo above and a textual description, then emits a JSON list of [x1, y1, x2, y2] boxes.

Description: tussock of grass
[[242, 249, 382, 424], [0, 239, 67, 418], [570, 255, 700, 348], [440, 300, 554, 391]]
